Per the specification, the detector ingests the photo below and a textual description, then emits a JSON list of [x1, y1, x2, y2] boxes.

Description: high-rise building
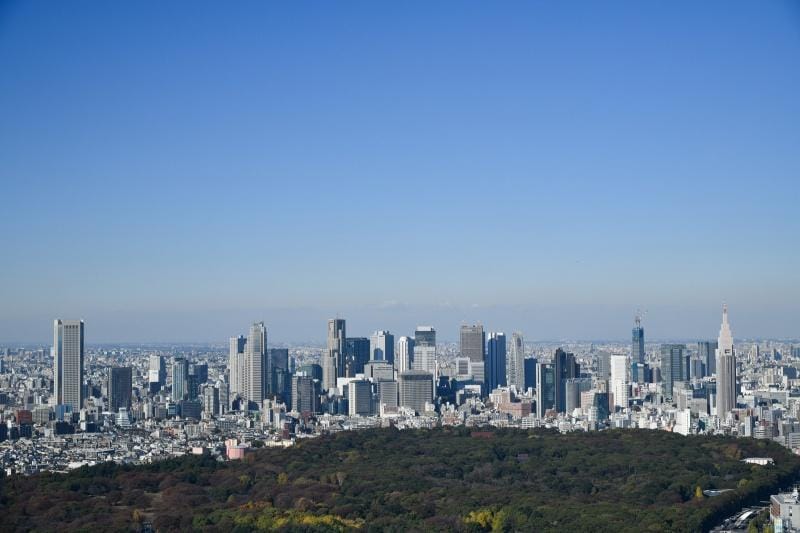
[[596, 351, 612, 381], [632, 315, 645, 364], [369, 330, 395, 364], [172, 357, 189, 402], [486, 332, 507, 391], [202, 385, 220, 416], [348, 379, 373, 416], [413, 327, 436, 375], [536, 362, 556, 417], [108, 367, 132, 413], [660, 344, 687, 401], [565, 378, 592, 413], [698, 341, 718, 376], [554, 348, 578, 413], [396, 336, 414, 373], [377, 380, 399, 411], [364, 361, 394, 381], [716, 305, 736, 417], [610, 354, 629, 409], [53, 319, 84, 412], [523, 357, 537, 391], [344, 337, 370, 377], [398, 370, 433, 414], [267, 348, 289, 396], [186, 363, 207, 401], [507, 332, 525, 390], [269, 348, 289, 371], [324, 318, 346, 390], [291, 374, 318, 414], [228, 335, 246, 397], [460, 324, 485, 363], [241, 322, 267, 405], [148, 354, 166, 391]]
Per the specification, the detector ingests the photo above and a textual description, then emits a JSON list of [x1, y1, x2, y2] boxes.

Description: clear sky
[[1, 1, 798, 343]]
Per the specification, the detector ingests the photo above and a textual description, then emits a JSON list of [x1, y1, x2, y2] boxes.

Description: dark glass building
[[345, 337, 370, 377], [486, 332, 507, 391]]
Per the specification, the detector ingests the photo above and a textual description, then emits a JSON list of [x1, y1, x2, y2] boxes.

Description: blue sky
[[1, 1, 798, 342]]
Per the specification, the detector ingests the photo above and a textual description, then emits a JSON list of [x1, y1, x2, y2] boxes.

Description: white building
[[610, 354, 629, 409], [396, 336, 414, 373]]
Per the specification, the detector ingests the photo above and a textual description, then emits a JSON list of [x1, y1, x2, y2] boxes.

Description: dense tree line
[[1, 428, 798, 531]]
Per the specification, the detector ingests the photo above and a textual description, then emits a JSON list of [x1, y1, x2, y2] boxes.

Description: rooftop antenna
[[635, 308, 647, 327]]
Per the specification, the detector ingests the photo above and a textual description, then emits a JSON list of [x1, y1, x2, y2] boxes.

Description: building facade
[[53, 319, 84, 412]]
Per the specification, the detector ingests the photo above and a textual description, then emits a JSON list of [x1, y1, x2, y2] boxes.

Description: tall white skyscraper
[[610, 354, 629, 409], [716, 304, 736, 417], [245, 322, 267, 404], [413, 326, 436, 376], [507, 332, 525, 390], [53, 319, 84, 412], [396, 336, 414, 373]]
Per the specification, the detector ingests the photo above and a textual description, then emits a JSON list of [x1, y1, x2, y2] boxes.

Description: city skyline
[[1, 2, 798, 343]]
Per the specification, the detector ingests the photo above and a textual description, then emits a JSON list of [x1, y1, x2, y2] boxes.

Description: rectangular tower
[[108, 366, 132, 413], [53, 319, 84, 412], [487, 332, 507, 392], [413, 326, 437, 376]]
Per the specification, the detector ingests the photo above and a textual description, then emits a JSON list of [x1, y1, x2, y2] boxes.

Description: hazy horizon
[[1, 301, 796, 345]]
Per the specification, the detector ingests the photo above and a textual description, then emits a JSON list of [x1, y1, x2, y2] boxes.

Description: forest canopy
[[1, 427, 798, 532]]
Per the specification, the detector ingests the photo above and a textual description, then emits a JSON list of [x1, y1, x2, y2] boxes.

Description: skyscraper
[[172, 357, 189, 402], [460, 324, 485, 363], [348, 379, 373, 416], [632, 315, 645, 364], [108, 366, 132, 413], [148, 354, 166, 391], [716, 305, 736, 417], [324, 318, 346, 391], [523, 357, 537, 391], [245, 322, 267, 404], [610, 355, 629, 409], [554, 348, 578, 413], [344, 337, 370, 376], [413, 326, 436, 375], [53, 319, 84, 412], [486, 332, 507, 391], [596, 351, 612, 381], [698, 340, 718, 376], [291, 374, 319, 414], [396, 336, 414, 373], [269, 348, 289, 371], [536, 362, 556, 417], [370, 330, 395, 364], [660, 344, 687, 401], [507, 332, 525, 390], [228, 335, 246, 397]]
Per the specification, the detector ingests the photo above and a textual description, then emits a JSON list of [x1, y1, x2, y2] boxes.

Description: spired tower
[[715, 304, 736, 417]]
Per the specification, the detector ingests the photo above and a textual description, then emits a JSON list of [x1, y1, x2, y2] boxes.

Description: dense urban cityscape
[[2, 2, 798, 531], [3, 306, 800, 529]]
